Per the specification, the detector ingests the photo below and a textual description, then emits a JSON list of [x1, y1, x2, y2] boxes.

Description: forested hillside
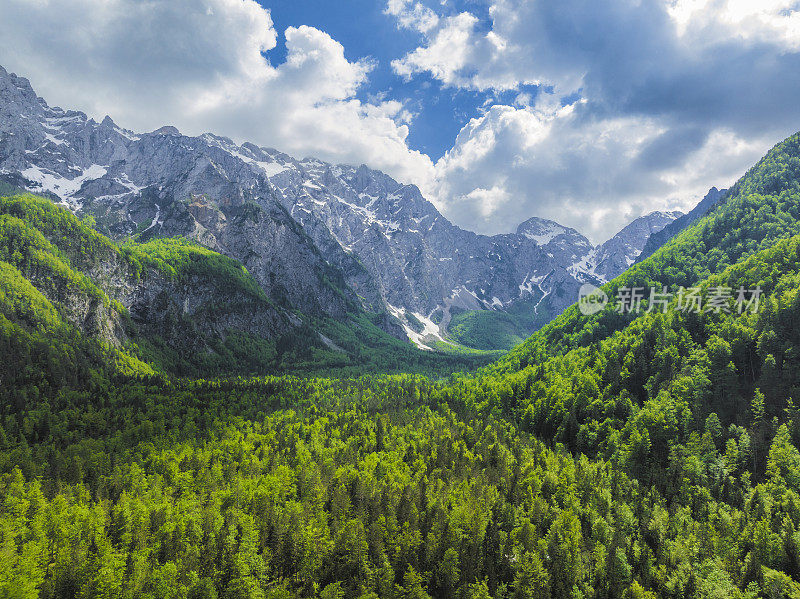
[[497, 131, 800, 369], [6, 131, 800, 597], [0, 192, 492, 380]]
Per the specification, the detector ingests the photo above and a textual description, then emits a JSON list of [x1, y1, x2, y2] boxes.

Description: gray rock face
[[0, 67, 365, 324], [3, 200, 293, 358], [580, 211, 684, 282], [121, 271, 293, 359], [0, 64, 683, 348]]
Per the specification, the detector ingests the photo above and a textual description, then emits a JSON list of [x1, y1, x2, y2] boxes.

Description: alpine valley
[[10, 58, 800, 599]]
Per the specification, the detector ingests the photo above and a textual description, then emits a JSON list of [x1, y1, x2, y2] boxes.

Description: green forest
[[6, 132, 800, 598]]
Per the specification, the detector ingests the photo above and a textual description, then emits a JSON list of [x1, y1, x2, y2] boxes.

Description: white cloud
[[462, 186, 512, 219], [385, 0, 440, 33], [669, 0, 800, 48], [392, 0, 800, 94], [0, 0, 433, 185], [431, 100, 775, 243], [392, 10, 532, 91], [386, 0, 800, 240]]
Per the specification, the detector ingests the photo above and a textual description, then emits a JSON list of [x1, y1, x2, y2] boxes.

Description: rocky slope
[[578, 210, 684, 281], [0, 193, 299, 374], [0, 64, 683, 348]]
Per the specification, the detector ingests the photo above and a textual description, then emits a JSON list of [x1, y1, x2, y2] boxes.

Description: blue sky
[[264, 0, 505, 159], [1, 0, 800, 241]]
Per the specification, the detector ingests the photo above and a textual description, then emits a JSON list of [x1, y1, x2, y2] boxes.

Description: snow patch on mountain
[[21, 164, 107, 207], [387, 304, 448, 350], [518, 218, 568, 245]]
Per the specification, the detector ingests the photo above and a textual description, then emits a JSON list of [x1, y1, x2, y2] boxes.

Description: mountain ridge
[[0, 64, 684, 349], [637, 187, 728, 263]]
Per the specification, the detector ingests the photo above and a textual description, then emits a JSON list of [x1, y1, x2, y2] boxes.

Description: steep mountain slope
[[0, 193, 295, 373], [0, 193, 494, 377], [261, 160, 681, 344], [496, 130, 800, 372], [428, 128, 800, 517], [0, 65, 681, 349], [583, 210, 684, 281], [491, 232, 800, 450], [0, 66, 377, 329]]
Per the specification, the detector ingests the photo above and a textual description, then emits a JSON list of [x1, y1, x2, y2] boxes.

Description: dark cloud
[[636, 126, 710, 170]]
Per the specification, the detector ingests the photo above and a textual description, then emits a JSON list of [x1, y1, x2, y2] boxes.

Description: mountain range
[[0, 64, 696, 350]]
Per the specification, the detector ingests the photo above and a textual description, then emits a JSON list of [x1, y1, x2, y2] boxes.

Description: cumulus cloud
[[392, 0, 800, 102], [392, 10, 533, 91], [0, 0, 433, 185], [669, 0, 800, 48], [385, 0, 440, 33], [390, 0, 800, 240], [431, 99, 775, 242]]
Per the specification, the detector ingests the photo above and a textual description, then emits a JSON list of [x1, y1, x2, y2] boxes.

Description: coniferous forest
[[7, 135, 800, 597]]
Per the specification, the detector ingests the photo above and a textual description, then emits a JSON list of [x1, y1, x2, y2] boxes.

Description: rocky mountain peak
[[151, 125, 181, 136], [515, 216, 589, 247], [0, 68, 41, 118], [0, 67, 33, 96], [616, 210, 684, 238], [579, 210, 684, 282]]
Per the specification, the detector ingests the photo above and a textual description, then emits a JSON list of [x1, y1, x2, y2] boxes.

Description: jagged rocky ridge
[[578, 210, 685, 281], [0, 65, 684, 348]]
